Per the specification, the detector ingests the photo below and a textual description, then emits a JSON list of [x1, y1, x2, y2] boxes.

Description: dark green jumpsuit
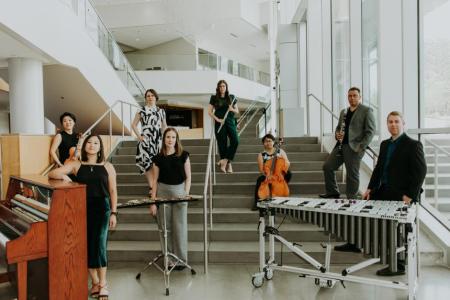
[[209, 94, 239, 161]]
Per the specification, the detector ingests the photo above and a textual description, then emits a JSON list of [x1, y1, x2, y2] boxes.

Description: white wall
[[126, 38, 197, 71], [136, 70, 270, 102], [0, 0, 138, 129]]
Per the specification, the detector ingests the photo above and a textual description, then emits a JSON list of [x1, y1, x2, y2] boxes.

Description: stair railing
[[202, 122, 217, 273], [238, 105, 263, 137], [306, 93, 378, 183], [41, 100, 141, 175]]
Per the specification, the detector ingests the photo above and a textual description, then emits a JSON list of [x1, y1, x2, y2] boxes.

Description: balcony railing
[[60, 0, 146, 99]]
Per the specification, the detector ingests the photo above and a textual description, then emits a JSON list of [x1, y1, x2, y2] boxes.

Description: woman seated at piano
[[49, 112, 80, 167], [48, 134, 117, 300], [149, 127, 191, 270], [253, 134, 292, 210]]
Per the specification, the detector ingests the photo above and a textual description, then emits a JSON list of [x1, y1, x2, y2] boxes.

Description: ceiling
[[93, 0, 270, 61]]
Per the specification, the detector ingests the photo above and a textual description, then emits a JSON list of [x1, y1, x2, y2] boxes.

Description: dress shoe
[[319, 193, 340, 199], [334, 243, 361, 253], [173, 265, 186, 271], [376, 265, 405, 276]]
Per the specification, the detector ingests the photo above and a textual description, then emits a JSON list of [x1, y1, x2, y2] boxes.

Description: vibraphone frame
[[252, 198, 419, 300]]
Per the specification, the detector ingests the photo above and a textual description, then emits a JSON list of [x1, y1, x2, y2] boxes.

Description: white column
[[350, 0, 362, 88], [44, 117, 56, 134], [378, 0, 403, 139], [269, 0, 278, 135], [8, 57, 45, 134], [279, 24, 304, 137]]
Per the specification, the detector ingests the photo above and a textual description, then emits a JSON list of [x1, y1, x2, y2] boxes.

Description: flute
[[217, 97, 238, 133]]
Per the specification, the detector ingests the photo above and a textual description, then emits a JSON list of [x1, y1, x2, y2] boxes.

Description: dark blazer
[[336, 104, 376, 153], [368, 134, 426, 202]]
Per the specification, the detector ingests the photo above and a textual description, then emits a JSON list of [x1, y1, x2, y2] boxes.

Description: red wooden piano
[[0, 175, 87, 300]]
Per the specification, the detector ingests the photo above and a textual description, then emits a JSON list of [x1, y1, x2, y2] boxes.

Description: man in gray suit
[[319, 87, 376, 201]]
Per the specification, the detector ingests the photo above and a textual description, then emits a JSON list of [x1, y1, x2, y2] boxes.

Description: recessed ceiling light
[[230, 33, 238, 38]]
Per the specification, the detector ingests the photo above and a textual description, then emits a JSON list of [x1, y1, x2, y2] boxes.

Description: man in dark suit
[[320, 87, 376, 201], [337, 111, 426, 275], [364, 111, 426, 276]]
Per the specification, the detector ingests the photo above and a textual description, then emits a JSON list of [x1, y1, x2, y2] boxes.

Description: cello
[[257, 141, 290, 200]]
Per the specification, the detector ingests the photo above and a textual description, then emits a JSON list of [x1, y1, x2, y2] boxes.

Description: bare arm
[[50, 134, 63, 167], [229, 102, 239, 114], [208, 104, 222, 123], [105, 162, 118, 229], [161, 110, 168, 133], [48, 161, 79, 181], [257, 153, 264, 174], [131, 112, 144, 141], [149, 166, 159, 216], [184, 157, 191, 195], [280, 149, 290, 168]]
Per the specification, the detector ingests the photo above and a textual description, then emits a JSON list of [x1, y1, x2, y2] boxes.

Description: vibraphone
[[252, 197, 418, 299]]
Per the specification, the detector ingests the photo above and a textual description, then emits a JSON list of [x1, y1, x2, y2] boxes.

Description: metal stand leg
[[136, 203, 196, 296]]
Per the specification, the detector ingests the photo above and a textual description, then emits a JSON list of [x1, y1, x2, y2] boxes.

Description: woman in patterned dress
[[132, 89, 167, 195]]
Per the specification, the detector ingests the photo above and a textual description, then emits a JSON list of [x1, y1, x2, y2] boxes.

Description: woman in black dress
[[49, 135, 117, 300], [50, 112, 80, 167]]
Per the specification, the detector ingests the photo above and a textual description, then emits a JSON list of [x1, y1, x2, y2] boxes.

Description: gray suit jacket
[[335, 104, 376, 152]]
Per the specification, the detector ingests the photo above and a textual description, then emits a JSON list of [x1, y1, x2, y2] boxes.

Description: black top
[[58, 131, 79, 163], [368, 134, 426, 202], [342, 109, 354, 145], [153, 151, 190, 185], [209, 94, 237, 120], [76, 164, 110, 198]]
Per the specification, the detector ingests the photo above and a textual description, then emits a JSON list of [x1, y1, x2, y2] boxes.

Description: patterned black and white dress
[[136, 105, 166, 174]]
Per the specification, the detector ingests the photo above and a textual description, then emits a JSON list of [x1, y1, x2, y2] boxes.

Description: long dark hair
[[160, 128, 183, 157], [215, 80, 231, 105], [81, 134, 105, 163]]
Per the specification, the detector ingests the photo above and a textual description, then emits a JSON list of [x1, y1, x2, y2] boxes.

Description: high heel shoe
[[89, 282, 100, 298]]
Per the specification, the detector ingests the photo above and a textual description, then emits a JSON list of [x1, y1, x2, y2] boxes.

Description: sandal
[[98, 284, 109, 300], [226, 162, 233, 174], [89, 282, 100, 298]]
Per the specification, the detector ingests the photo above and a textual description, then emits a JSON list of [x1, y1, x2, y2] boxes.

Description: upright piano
[[0, 175, 87, 300]]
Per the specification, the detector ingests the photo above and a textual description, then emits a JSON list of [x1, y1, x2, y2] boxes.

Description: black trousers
[[254, 170, 292, 207]]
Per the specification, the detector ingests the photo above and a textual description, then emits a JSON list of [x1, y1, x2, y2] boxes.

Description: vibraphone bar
[[252, 197, 418, 299]]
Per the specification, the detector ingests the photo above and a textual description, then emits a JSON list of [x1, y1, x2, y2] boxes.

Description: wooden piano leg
[[17, 261, 27, 300]]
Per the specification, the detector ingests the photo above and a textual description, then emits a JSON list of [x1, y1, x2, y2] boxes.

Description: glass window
[[331, 0, 351, 119], [362, 0, 379, 133], [423, 0, 450, 128]]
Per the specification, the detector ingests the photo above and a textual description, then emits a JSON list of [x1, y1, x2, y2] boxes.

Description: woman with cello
[[253, 134, 292, 210]]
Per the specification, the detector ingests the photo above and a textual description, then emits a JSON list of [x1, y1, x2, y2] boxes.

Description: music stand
[[135, 197, 198, 296]]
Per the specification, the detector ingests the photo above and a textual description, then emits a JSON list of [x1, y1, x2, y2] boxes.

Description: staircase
[[108, 115, 366, 264]]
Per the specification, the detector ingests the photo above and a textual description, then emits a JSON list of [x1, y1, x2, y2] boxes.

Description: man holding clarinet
[[319, 87, 376, 205]]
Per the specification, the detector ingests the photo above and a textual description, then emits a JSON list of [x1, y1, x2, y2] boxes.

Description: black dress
[[76, 164, 110, 268], [58, 131, 79, 163]]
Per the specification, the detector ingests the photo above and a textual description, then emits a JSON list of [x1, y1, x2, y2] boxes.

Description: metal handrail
[[256, 102, 271, 137], [238, 106, 262, 137], [202, 125, 217, 274], [307, 93, 378, 163], [237, 101, 258, 126], [41, 100, 141, 175], [409, 131, 450, 210]]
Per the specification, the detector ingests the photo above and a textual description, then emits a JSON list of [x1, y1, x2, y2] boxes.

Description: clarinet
[[337, 108, 347, 154]]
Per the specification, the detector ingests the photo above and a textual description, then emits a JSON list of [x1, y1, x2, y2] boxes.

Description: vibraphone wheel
[[136, 273, 141, 280], [166, 288, 169, 296], [327, 280, 333, 287], [315, 278, 320, 286], [191, 269, 196, 275], [264, 268, 273, 280], [252, 275, 264, 288]]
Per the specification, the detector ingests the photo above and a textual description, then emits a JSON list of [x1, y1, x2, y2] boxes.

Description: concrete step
[[109, 222, 328, 242], [425, 174, 450, 185], [114, 161, 327, 173], [107, 240, 362, 264], [117, 182, 343, 196], [115, 144, 321, 155], [119, 137, 318, 148], [111, 151, 327, 164], [425, 185, 450, 197], [116, 170, 342, 184]]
